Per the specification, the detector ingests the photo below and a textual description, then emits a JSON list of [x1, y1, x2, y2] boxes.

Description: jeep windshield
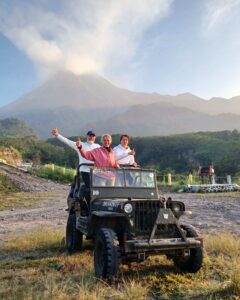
[[92, 168, 156, 188]]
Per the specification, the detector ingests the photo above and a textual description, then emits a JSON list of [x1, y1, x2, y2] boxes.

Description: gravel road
[[0, 163, 69, 244], [0, 163, 239, 244], [165, 192, 240, 235]]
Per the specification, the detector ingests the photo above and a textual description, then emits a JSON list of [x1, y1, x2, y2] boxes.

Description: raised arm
[[51, 128, 77, 151], [114, 147, 136, 160]]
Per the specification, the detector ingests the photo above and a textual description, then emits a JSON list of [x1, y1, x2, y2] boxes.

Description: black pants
[[81, 171, 90, 188]]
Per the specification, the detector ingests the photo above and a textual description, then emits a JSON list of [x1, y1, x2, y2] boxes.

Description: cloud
[[0, 0, 173, 77], [203, 0, 240, 32]]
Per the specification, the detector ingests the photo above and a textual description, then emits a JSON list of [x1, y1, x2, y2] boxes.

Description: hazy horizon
[[1, 70, 240, 110]]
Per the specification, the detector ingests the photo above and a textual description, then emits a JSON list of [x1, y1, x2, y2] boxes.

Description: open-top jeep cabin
[[66, 167, 203, 279]]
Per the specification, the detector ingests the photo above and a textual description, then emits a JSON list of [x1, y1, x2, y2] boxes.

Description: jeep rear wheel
[[94, 228, 121, 280], [173, 224, 203, 273], [66, 214, 83, 253]]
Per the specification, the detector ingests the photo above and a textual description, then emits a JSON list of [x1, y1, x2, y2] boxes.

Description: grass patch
[[0, 229, 239, 299], [205, 233, 240, 257], [30, 165, 76, 184], [0, 173, 19, 192], [0, 191, 57, 210], [202, 192, 240, 197], [3, 228, 65, 252]]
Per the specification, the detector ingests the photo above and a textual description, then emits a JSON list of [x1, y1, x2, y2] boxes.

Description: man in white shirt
[[113, 134, 137, 167], [51, 128, 100, 187]]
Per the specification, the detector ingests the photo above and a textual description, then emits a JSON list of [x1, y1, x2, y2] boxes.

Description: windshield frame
[[91, 167, 157, 189]]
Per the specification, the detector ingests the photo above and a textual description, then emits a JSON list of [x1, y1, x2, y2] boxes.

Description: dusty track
[[166, 192, 240, 235], [0, 163, 239, 244], [0, 163, 69, 244], [0, 162, 67, 192]]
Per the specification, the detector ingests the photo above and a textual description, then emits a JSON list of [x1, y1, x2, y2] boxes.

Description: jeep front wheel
[[173, 224, 203, 273], [94, 228, 121, 279], [66, 214, 83, 253]]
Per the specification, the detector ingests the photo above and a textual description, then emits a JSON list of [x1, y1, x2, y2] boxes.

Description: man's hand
[[76, 137, 82, 148], [51, 128, 59, 137], [132, 162, 138, 168], [128, 148, 135, 156]]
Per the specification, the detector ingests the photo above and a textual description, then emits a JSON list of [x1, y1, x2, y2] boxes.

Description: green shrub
[[32, 165, 76, 184], [0, 173, 19, 192]]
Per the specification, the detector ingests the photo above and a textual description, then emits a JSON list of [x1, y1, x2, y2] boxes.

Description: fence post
[[227, 175, 232, 184], [188, 174, 193, 184], [211, 175, 216, 184], [62, 167, 66, 175], [168, 173, 172, 186]]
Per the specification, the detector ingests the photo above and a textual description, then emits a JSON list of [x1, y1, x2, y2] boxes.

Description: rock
[[0, 255, 7, 261], [56, 264, 64, 271]]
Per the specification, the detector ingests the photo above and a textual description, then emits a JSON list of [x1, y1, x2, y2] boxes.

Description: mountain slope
[[0, 72, 162, 112], [0, 118, 36, 138], [0, 72, 240, 138], [0, 72, 164, 137], [83, 102, 240, 136]]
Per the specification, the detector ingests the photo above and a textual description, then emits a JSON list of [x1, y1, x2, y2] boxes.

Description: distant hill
[[159, 93, 240, 115], [0, 118, 37, 138], [0, 72, 240, 138], [83, 102, 240, 136]]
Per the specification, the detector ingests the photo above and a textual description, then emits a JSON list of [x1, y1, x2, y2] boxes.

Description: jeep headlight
[[124, 203, 133, 214], [168, 201, 185, 214], [172, 203, 181, 212]]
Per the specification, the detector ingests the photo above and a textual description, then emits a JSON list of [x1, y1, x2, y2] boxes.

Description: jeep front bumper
[[125, 237, 202, 253]]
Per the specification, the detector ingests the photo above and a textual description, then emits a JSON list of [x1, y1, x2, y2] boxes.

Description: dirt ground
[[0, 163, 69, 244], [0, 164, 239, 244], [165, 192, 240, 236]]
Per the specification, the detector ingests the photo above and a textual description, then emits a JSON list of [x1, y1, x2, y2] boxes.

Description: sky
[[0, 0, 240, 107]]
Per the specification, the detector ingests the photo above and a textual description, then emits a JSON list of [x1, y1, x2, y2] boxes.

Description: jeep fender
[[87, 212, 129, 237]]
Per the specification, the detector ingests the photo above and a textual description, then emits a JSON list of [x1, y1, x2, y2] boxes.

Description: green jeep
[[66, 167, 203, 279]]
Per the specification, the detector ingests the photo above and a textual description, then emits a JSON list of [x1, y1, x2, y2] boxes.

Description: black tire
[[173, 224, 203, 273], [94, 228, 121, 279], [66, 214, 83, 253]]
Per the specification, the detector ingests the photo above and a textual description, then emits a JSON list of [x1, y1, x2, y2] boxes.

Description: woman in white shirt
[[113, 134, 138, 167]]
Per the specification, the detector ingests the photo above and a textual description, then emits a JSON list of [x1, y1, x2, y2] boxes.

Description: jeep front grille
[[133, 200, 176, 237], [134, 200, 161, 234]]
